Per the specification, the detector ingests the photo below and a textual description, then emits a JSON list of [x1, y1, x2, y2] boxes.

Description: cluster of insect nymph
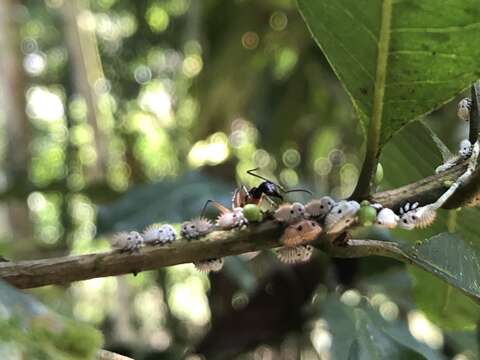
[[110, 97, 480, 274]]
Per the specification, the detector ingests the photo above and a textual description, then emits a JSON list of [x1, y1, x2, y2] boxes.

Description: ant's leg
[[260, 193, 278, 210]]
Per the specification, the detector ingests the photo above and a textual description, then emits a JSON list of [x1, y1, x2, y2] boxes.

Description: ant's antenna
[[285, 188, 313, 196], [200, 200, 214, 218], [246, 168, 286, 192], [247, 168, 312, 196], [201, 199, 230, 217]]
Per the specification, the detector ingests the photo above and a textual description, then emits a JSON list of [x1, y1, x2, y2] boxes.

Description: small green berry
[[375, 163, 384, 184], [358, 206, 377, 226], [360, 200, 370, 207], [243, 204, 263, 222]]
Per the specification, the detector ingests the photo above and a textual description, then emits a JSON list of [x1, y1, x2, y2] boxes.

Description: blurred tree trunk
[[0, 0, 34, 257], [61, 0, 108, 183]]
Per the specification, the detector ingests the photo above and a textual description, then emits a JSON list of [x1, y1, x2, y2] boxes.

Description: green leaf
[[321, 296, 443, 360], [409, 266, 479, 330], [402, 233, 480, 303], [401, 231, 480, 329], [0, 281, 103, 359], [297, 0, 480, 145]]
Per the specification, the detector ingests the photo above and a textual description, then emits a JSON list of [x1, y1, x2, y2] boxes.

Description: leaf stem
[[352, 0, 393, 199]]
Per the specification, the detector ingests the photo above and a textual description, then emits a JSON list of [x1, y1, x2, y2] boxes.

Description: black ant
[[232, 168, 312, 208]]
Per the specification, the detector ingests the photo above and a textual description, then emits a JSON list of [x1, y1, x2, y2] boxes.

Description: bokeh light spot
[[146, 5, 170, 33], [269, 11, 288, 31], [241, 31, 259, 50], [282, 148, 301, 168]]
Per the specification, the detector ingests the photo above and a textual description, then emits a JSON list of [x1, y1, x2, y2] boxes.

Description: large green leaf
[[409, 266, 479, 330], [320, 296, 443, 360], [402, 233, 480, 304], [297, 0, 480, 145], [400, 231, 480, 327], [402, 231, 480, 329]]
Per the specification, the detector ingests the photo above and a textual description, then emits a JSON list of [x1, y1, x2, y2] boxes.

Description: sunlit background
[[0, 0, 478, 359]]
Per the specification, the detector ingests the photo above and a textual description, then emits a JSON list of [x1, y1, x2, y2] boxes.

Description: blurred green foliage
[[0, 281, 103, 359]]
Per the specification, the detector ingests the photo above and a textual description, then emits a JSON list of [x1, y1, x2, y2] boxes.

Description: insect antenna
[[246, 168, 286, 192], [201, 199, 230, 218], [284, 188, 313, 196], [247, 168, 312, 197]]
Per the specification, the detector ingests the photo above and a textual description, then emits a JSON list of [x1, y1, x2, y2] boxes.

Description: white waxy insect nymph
[[436, 139, 473, 174], [110, 231, 144, 251], [216, 207, 248, 230], [324, 200, 360, 234], [143, 224, 176, 245], [398, 202, 436, 230], [305, 196, 335, 218], [375, 208, 399, 229], [194, 258, 224, 273], [457, 97, 472, 122], [181, 217, 213, 240], [274, 202, 306, 224], [276, 245, 314, 264], [459, 139, 472, 158], [291, 202, 306, 219]]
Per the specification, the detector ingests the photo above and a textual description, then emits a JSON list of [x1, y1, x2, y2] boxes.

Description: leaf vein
[[386, 74, 475, 87], [392, 22, 480, 33], [300, 2, 375, 81], [389, 50, 473, 60]]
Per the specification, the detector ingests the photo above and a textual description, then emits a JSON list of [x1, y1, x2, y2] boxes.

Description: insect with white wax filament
[[201, 199, 248, 230], [232, 168, 312, 208]]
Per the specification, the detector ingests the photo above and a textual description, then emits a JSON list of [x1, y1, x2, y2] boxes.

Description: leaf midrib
[[353, 0, 393, 197], [370, 0, 393, 147]]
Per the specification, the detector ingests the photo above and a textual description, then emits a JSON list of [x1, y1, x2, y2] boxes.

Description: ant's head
[[246, 167, 312, 199]]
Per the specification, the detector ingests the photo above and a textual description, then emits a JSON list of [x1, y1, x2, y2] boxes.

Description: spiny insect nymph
[[276, 245, 314, 264], [375, 208, 399, 229], [216, 207, 248, 230], [457, 97, 472, 122], [398, 202, 436, 230], [324, 200, 360, 234], [143, 224, 176, 245], [202, 200, 248, 230], [181, 218, 213, 240], [274, 202, 306, 224], [305, 196, 335, 218], [459, 139, 472, 158], [280, 220, 322, 247], [110, 231, 144, 251], [194, 258, 224, 273]]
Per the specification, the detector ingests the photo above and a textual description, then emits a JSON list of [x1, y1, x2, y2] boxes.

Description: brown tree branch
[[0, 156, 477, 290], [0, 222, 283, 289]]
